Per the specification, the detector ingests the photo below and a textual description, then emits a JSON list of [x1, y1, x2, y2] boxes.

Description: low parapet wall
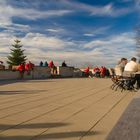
[[0, 70, 19, 80], [33, 66, 51, 79], [0, 66, 51, 80], [57, 66, 74, 77]]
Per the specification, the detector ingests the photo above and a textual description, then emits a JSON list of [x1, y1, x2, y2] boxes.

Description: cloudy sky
[[0, 0, 140, 67]]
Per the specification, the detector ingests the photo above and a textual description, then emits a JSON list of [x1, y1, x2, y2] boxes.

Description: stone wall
[[57, 66, 74, 77], [0, 66, 51, 80], [0, 70, 19, 80], [33, 66, 51, 79]]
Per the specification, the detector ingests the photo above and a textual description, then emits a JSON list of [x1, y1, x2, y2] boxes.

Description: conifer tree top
[[14, 40, 21, 44], [7, 40, 27, 66]]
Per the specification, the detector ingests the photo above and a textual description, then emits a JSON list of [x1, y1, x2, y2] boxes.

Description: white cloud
[[60, 0, 133, 17], [0, 0, 137, 67], [16, 9, 73, 20], [83, 32, 136, 65], [89, 3, 132, 17], [0, 31, 137, 67], [83, 34, 95, 37], [83, 26, 111, 37], [84, 32, 135, 48], [2, 24, 31, 34], [0, 0, 135, 32], [121, 0, 132, 2], [46, 28, 64, 33], [135, 0, 140, 8], [0, 1, 73, 28], [0, 32, 16, 62], [22, 32, 76, 50], [0, 0, 74, 41]]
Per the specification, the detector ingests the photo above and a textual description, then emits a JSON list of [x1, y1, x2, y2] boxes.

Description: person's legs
[[96, 72, 100, 77], [20, 71, 24, 79], [54, 66, 57, 74], [89, 71, 93, 78], [94, 72, 98, 77], [82, 72, 88, 77], [52, 66, 57, 75], [51, 67, 53, 74], [136, 77, 140, 89], [129, 78, 136, 90]]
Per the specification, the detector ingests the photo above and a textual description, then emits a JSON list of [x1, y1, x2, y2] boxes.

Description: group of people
[[93, 66, 108, 77], [39, 60, 67, 67], [39, 60, 68, 75], [39, 61, 48, 67], [18, 61, 35, 79], [17, 60, 68, 78], [83, 66, 109, 78], [115, 57, 140, 89]]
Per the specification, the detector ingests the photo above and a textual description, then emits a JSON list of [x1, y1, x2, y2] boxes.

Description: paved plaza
[[0, 78, 135, 140]]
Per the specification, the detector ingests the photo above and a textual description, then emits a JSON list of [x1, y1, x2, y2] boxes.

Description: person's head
[[131, 57, 137, 62], [121, 58, 126, 61], [121, 58, 127, 64]]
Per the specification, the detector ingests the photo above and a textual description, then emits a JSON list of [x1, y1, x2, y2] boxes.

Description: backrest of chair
[[123, 71, 134, 78], [114, 66, 123, 76], [108, 68, 120, 83]]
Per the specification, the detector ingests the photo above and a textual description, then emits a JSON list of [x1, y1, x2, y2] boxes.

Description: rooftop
[[0, 78, 135, 140]]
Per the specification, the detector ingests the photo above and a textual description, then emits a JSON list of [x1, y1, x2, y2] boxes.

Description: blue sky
[[0, 0, 140, 67]]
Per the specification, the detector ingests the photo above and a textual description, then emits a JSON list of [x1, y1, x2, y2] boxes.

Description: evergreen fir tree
[[7, 40, 27, 66]]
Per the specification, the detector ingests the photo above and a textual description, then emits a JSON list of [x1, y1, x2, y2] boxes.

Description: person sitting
[[18, 63, 25, 79], [84, 67, 89, 73], [100, 66, 106, 78], [29, 61, 35, 70], [93, 66, 100, 77], [115, 58, 128, 76], [124, 57, 139, 89], [83, 67, 90, 77], [62, 61, 67, 67], [25, 61, 35, 76], [48, 61, 54, 68], [118, 58, 128, 71], [39, 61, 43, 67], [44, 61, 48, 67], [49, 61, 57, 74], [124, 57, 138, 72]]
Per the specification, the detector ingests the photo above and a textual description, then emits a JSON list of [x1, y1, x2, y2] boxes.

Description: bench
[[106, 91, 140, 140]]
